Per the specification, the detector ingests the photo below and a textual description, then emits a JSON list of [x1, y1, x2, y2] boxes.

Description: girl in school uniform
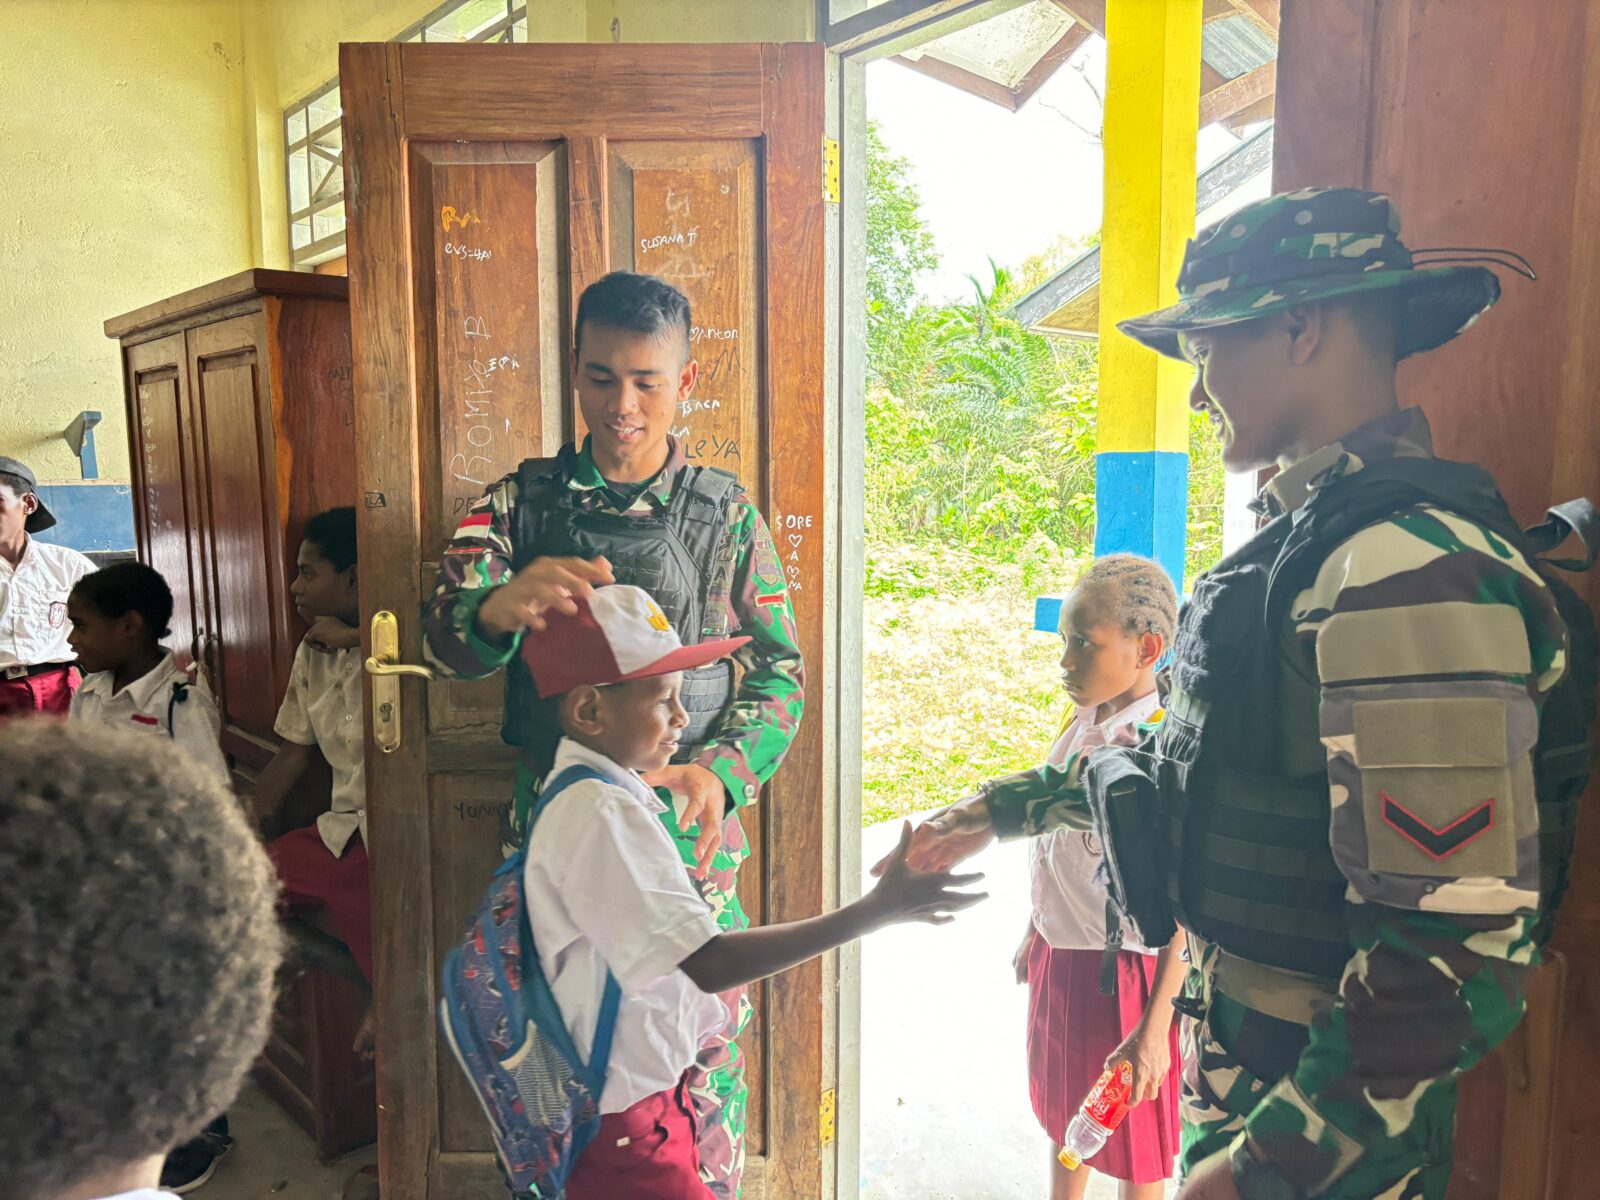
[[67, 560, 228, 785], [1004, 554, 1184, 1200]]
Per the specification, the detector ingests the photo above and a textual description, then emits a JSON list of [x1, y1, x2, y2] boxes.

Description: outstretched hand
[[864, 822, 988, 929], [871, 793, 997, 878]]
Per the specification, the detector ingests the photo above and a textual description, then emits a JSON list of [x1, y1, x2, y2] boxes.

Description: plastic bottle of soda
[[1057, 1060, 1135, 1171]]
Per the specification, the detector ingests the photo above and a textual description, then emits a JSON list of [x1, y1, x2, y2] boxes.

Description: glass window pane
[[312, 118, 342, 152], [311, 159, 343, 204], [512, 16, 527, 42], [291, 218, 312, 251], [429, 0, 509, 42], [313, 205, 346, 243], [287, 146, 310, 212], [285, 107, 307, 146], [307, 84, 341, 133]]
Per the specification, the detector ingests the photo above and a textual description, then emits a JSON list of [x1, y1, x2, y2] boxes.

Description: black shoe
[[161, 1116, 233, 1194]]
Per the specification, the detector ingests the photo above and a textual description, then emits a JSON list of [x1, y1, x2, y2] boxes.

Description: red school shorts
[[0, 665, 79, 718], [565, 1074, 713, 1200], [266, 825, 373, 983]]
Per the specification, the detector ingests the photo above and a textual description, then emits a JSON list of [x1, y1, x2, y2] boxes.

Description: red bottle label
[[1082, 1061, 1134, 1132]]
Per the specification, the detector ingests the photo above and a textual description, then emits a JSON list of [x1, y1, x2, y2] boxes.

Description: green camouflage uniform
[[422, 435, 805, 1199], [984, 190, 1564, 1198]]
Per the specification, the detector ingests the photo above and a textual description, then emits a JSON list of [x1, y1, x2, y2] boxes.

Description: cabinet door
[[125, 334, 203, 672], [188, 315, 290, 769]]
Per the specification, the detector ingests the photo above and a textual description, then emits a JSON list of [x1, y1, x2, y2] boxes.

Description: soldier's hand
[[1176, 1154, 1241, 1200], [870, 793, 996, 877], [1106, 1019, 1171, 1106], [863, 822, 988, 928], [642, 762, 725, 879], [475, 556, 614, 637]]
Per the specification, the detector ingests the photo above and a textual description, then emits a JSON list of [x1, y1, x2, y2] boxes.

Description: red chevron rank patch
[[1380, 793, 1495, 861]]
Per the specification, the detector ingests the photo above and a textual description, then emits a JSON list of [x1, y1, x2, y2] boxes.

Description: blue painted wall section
[[1033, 450, 1189, 632], [31, 482, 136, 553]]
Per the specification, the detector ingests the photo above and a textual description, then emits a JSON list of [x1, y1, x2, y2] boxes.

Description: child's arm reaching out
[[679, 822, 986, 995]]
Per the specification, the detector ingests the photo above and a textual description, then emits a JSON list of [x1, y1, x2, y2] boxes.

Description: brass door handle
[[365, 610, 433, 753], [364, 656, 436, 680]]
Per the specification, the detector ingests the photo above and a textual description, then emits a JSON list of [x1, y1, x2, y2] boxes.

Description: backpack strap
[[1525, 498, 1600, 571], [166, 680, 190, 740], [526, 762, 625, 1087]]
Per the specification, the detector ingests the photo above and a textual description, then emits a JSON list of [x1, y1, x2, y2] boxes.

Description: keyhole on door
[[379, 701, 394, 722]]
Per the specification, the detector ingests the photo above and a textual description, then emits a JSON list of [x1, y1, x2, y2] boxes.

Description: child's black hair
[[304, 506, 359, 572], [1072, 554, 1179, 645], [574, 271, 692, 361], [72, 561, 175, 642], [0, 470, 33, 499], [0, 721, 283, 1200]]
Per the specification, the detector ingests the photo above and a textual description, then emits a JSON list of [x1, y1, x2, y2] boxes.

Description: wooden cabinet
[[106, 269, 374, 1160]]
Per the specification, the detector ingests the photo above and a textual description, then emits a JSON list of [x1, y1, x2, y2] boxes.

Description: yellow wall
[[0, 0, 814, 486], [0, 0, 252, 482]]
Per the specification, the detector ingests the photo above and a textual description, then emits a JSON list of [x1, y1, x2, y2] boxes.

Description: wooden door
[[342, 41, 827, 1200], [188, 315, 292, 783], [125, 334, 203, 674], [1277, 3, 1600, 1197]]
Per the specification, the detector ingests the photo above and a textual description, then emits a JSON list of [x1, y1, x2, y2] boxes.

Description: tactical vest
[[503, 447, 741, 774], [1147, 455, 1597, 979]]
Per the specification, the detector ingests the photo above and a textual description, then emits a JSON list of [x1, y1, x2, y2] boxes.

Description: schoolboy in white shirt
[[0, 456, 94, 717], [514, 584, 988, 1199]]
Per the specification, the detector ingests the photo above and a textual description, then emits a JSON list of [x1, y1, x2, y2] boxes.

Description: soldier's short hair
[[575, 271, 692, 362], [1073, 553, 1178, 645], [1330, 290, 1400, 360], [0, 721, 283, 1200]]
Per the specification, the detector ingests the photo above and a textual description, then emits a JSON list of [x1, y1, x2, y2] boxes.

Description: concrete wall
[[0, 0, 814, 551], [0, 0, 253, 492]]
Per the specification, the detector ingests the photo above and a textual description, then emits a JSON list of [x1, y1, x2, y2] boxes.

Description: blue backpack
[[439, 766, 621, 1198]]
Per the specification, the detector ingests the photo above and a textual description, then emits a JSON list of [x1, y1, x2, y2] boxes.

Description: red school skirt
[[1026, 938, 1181, 1184]]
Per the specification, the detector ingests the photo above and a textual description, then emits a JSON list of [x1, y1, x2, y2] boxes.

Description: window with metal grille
[[284, 0, 529, 265]]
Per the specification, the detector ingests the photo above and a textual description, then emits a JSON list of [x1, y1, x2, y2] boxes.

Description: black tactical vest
[[503, 447, 741, 775], [1150, 454, 1593, 979]]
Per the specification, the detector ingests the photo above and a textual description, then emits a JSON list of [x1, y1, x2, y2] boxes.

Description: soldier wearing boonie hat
[[903, 188, 1579, 1200], [0, 455, 95, 717]]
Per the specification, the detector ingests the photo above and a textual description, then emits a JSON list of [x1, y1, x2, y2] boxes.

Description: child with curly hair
[[0, 720, 283, 1200]]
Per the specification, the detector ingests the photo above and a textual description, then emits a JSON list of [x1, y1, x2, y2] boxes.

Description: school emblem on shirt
[[645, 599, 672, 633], [49, 601, 65, 628]]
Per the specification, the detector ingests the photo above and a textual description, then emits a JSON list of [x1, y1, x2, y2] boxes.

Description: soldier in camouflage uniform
[[901, 189, 1565, 1199], [423, 273, 804, 1200]]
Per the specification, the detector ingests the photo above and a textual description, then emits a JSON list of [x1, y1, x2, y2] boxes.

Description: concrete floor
[[859, 817, 1178, 1200], [202, 1084, 376, 1200]]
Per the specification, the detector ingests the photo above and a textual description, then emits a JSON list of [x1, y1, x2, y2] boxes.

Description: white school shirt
[[524, 737, 729, 1113], [1028, 689, 1164, 952], [70, 651, 229, 784], [0, 537, 95, 668], [274, 640, 366, 856]]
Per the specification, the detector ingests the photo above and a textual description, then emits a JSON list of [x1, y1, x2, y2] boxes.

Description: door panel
[[189, 317, 283, 765], [344, 40, 826, 1200], [126, 335, 201, 672]]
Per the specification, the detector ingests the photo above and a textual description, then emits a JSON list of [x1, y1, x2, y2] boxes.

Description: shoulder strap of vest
[[1266, 456, 1517, 617], [511, 447, 578, 553], [669, 464, 742, 567]]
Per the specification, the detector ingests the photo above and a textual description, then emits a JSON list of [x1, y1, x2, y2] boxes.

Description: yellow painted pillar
[[1093, 0, 1202, 587]]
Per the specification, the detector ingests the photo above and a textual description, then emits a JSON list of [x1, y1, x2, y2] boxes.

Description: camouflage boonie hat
[[1117, 187, 1509, 361]]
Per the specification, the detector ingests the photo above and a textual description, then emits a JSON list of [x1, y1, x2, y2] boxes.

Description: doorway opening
[[829, 4, 1278, 1196]]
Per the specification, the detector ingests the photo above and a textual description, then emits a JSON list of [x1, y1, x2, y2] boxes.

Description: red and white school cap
[[521, 584, 750, 700]]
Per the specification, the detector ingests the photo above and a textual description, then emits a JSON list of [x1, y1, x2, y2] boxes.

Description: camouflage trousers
[[508, 764, 754, 1198], [1178, 940, 1456, 1199]]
